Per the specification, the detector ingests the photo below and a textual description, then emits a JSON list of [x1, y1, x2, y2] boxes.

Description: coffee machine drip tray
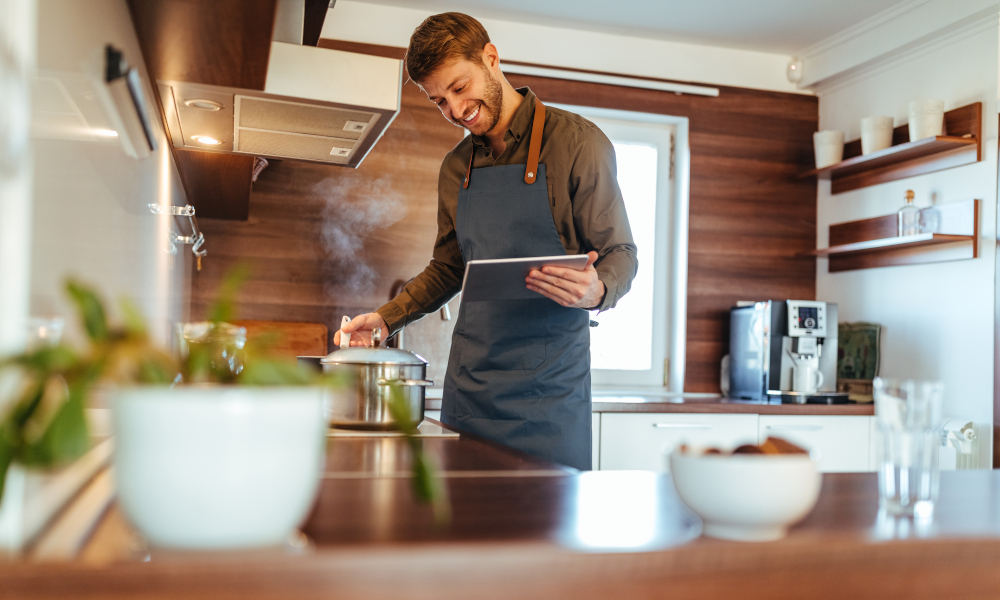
[[769, 391, 851, 405]]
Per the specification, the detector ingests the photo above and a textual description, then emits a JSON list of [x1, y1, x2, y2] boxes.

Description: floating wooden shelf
[[810, 233, 974, 257], [809, 198, 979, 272], [799, 103, 982, 194]]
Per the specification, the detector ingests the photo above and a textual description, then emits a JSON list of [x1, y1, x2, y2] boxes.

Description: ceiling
[[348, 0, 910, 55]]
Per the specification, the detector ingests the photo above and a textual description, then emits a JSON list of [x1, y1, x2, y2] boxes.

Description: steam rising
[[316, 175, 407, 297]]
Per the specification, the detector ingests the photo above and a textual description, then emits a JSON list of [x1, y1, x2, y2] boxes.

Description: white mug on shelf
[[813, 130, 844, 169], [792, 365, 824, 394], [909, 99, 945, 142], [860, 116, 894, 155]]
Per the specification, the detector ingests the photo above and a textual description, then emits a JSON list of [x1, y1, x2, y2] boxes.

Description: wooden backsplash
[[191, 69, 818, 393]]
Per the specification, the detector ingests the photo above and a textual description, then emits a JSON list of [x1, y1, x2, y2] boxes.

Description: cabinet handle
[[652, 423, 712, 429], [766, 425, 823, 432]]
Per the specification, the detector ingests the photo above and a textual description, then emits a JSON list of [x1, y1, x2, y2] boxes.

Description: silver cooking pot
[[317, 335, 432, 430]]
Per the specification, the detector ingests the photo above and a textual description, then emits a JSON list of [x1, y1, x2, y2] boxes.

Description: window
[[555, 106, 689, 391], [590, 139, 660, 372]]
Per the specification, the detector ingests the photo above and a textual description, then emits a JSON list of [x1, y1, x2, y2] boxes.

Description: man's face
[[420, 57, 503, 137]]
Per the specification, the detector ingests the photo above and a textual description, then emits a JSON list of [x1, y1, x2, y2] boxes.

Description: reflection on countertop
[[424, 389, 874, 416]]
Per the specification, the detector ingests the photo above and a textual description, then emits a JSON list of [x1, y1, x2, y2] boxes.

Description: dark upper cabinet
[[126, 1, 397, 221], [127, 0, 277, 219]]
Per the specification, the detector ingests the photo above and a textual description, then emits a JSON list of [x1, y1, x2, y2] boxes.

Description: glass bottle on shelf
[[897, 189, 920, 236]]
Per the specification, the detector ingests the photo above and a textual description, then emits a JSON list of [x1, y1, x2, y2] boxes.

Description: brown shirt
[[376, 87, 638, 336]]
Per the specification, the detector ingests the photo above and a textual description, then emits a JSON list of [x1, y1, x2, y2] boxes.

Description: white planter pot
[[860, 116, 894, 155], [813, 130, 844, 169], [111, 386, 328, 550], [908, 99, 945, 141], [0, 465, 27, 554]]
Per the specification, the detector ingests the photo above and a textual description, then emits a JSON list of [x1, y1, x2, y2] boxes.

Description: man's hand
[[333, 313, 389, 347], [526, 251, 605, 309]]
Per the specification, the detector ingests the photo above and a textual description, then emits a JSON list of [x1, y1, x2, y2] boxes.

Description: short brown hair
[[405, 13, 491, 83]]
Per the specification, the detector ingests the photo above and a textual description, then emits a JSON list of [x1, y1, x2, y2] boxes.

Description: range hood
[[158, 41, 402, 168]]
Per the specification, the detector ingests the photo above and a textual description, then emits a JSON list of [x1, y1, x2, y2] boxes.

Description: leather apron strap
[[463, 98, 545, 189], [524, 100, 545, 184]]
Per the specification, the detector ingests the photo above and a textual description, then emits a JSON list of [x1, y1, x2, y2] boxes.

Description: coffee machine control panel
[[787, 300, 827, 338]]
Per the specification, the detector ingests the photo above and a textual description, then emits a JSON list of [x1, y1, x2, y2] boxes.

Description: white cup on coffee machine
[[792, 364, 825, 394]]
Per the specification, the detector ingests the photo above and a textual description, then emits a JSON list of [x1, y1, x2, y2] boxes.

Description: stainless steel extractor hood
[[158, 41, 402, 169]]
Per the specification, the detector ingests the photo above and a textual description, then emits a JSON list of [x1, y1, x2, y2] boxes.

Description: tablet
[[461, 255, 590, 303]]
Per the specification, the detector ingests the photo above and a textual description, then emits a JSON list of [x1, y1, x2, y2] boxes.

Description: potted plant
[[0, 268, 446, 551]]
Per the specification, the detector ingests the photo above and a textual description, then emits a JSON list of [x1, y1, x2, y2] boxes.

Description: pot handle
[[377, 378, 434, 387]]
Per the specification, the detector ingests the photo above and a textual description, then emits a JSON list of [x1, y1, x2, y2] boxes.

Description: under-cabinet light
[[184, 98, 223, 111], [192, 135, 222, 145]]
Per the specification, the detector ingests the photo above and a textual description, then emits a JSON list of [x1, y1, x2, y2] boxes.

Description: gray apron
[[441, 99, 592, 470]]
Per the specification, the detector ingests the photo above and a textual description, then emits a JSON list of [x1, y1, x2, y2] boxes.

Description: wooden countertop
[[426, 395, 875, 416], [6, 420, 996, 599]]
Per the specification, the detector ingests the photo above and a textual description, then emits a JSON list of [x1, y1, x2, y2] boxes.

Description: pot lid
[[320, 346, 427, 366]]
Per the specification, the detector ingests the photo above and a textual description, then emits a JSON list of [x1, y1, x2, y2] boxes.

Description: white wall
[[0, 0, 36, 355], [1, 0, 191, 553], [811, 7, 998, 466], [28, 0, 190, 348], [321, 0, 803, 94]]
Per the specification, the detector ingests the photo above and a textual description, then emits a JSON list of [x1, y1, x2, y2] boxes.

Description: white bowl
[[669, 450, 821, 542], [111, 386, 328, 550]]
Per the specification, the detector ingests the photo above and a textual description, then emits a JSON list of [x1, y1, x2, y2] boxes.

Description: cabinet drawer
[[600, 413, 759, 472], [759, 415, 871, 473]]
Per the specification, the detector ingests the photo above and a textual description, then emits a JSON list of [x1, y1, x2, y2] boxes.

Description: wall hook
[[150, 203, 208, 270]]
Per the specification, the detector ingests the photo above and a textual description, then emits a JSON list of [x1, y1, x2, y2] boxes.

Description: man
[[336, 13, 637, 470]]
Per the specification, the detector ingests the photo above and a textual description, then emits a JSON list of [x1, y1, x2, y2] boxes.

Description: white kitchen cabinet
[[758, 415, 872, 473], [424, 410, 441, 422], [592, 413, 601, 470], [600, 413, 759, 472], [869, 416, 878, 472]]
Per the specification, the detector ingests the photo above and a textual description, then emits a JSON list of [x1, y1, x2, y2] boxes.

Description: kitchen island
[[5, 420, 1000, 600]]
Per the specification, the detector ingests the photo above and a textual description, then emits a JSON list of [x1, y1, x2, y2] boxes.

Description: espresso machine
[[728, 300, 848, 404]]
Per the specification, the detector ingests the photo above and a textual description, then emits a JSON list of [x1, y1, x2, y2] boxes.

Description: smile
[[463, 105, 480, 123]]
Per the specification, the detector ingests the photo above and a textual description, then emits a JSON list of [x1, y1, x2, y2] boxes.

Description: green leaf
[[0, 437, 12, 507], [118, 298, 147, 338], [207, 264, 251, 324], [9, 345, 78, 373], [138, 357, 176, 385], [182, 342, 213, 383], [385, 385, 450, 524], [238, 358, 315, 386], [386, 385, 417, 434], [65, 280, 109, 342], [9, 378, 46, 429], [20, 380, 90, 467]]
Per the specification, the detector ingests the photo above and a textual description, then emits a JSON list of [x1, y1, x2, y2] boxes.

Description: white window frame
[[552, 104, 690, 393]]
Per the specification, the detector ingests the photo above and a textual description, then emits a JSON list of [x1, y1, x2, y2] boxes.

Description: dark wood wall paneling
[[994, 114, 1000, 468], [191, 42, 818, 393]]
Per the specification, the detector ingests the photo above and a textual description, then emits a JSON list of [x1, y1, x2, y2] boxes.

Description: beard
[[456, 68, 503, 136]]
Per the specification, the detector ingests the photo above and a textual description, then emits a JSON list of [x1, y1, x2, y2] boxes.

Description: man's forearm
[[594, 245, 638, 311]]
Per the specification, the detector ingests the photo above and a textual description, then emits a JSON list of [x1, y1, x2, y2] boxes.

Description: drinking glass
[[177, 322, 247, 378], [873, 378, 943, 517]]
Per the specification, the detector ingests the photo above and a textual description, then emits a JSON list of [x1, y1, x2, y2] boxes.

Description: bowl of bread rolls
[[669, 438, 821, 542]]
